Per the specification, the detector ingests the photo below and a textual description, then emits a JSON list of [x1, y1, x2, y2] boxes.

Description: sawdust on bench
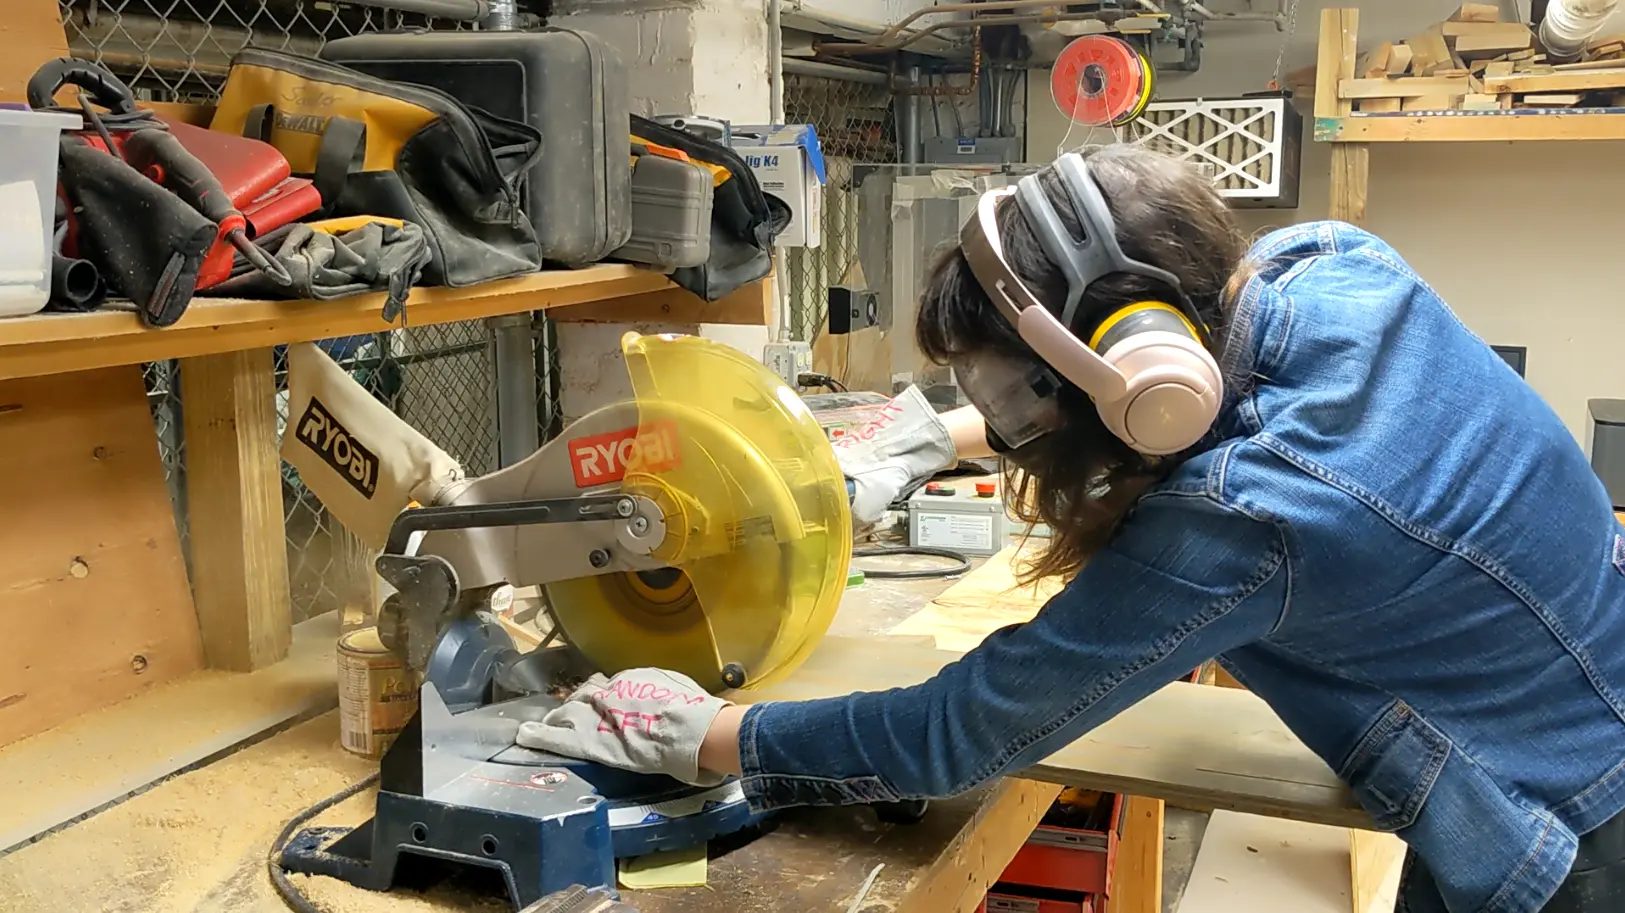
[[0, 713, 509, 913]]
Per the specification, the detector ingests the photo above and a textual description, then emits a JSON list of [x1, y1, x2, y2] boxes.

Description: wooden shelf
[[0, 265, 773, 381], [1315, 109, 1625, 143]]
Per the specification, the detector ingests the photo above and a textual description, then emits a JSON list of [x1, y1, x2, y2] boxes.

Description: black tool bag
[[211, 47, 542, 289], [630, 115, 791, 301]]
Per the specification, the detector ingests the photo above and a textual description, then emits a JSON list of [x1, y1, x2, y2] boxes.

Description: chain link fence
[[59, 0, 557, 622], [782, 72, 897, 344]]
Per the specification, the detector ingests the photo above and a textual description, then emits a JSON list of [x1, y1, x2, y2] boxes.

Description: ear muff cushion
[[1089, 302, 1198, 353]]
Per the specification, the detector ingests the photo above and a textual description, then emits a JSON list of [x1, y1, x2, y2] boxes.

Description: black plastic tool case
[[321, 29, 633, 266]]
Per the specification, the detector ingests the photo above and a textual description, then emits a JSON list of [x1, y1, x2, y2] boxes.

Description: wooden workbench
[[0, 556, 1059, 913]]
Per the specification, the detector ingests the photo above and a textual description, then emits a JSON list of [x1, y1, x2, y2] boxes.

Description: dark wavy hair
[[917, 145, 1253, 583]]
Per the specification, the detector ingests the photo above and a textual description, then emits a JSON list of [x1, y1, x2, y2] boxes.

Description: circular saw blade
[[544, 333, 852, 694]]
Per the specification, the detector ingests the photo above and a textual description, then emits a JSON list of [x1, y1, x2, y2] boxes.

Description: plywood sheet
[[0, 366, 202, 748], [1176, 811, 1353, 913]]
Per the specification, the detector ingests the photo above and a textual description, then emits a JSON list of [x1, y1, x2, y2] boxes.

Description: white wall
[[794, 0, 941, 28], [1025, 0, 1625, 441]]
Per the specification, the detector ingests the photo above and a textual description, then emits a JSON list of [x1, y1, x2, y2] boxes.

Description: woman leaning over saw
[[518, 145, 1625, 912]]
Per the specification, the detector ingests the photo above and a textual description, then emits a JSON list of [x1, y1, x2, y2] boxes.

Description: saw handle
[[27, 57, 139, 115], [120, 128, 294, 286]]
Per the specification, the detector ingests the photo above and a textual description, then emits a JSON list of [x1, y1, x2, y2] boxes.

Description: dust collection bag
[[210, 47, 543, 288]]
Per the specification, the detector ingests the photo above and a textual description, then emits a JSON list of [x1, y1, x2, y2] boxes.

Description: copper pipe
[[820, 10, 1153, 55], [895, 26, 982, 95]]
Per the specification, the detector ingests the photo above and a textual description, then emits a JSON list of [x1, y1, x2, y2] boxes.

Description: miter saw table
[[271, 331, 919, 911]]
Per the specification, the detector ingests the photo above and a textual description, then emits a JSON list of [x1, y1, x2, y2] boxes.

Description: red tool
[[120, 128, 293, 289], [1051, 35, 1156, 128]]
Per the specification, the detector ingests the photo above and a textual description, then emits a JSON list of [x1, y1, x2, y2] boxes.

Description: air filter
[[1126, 94, 1302, 208]]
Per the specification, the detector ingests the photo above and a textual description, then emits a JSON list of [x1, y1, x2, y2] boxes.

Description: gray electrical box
[[1588, 398, 1625, 509], [922, 136, 1024, 165]]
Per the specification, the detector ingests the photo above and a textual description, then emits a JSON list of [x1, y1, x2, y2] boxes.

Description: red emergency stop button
[[975, 482, 997, 498]]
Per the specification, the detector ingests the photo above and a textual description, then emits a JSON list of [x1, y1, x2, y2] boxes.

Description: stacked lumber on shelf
[[1340, 4, 1625, 114]]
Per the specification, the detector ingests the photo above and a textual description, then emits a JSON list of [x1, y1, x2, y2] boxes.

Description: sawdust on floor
[[0, 713, 511, 913]]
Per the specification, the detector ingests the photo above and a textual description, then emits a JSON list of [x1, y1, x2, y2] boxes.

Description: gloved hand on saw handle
[[515, 669, 733, 788], [832, 386, 979, 531]]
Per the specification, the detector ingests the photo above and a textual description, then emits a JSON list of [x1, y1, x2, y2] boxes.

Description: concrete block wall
[[550, 0, 776, 423]]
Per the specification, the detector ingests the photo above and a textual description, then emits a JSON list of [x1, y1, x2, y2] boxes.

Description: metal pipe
[[341, 0, 490, 21], [862, 0, 1109, 49], [491, 314, 540, 469], [894, 26, 981, 95], [480, 0, 518, 30], [820, 10, 1153, 55], [898, 65, 922, 164], [782, 57, 890, 85], [769, 0, 785, 124]]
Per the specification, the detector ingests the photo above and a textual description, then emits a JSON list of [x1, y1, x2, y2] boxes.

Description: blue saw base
[[277, 685, 774, 911]]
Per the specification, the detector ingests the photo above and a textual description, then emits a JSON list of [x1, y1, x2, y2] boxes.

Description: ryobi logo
[[294, 398, 379, 499], [568, 421, 681, 488]]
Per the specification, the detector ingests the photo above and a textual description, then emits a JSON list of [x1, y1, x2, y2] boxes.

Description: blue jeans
[[1398, 807, 1625, 912]]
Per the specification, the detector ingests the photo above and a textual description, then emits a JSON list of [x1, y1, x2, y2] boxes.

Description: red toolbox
[[978, 888, 1097, 913], [1001, 790, 1123, 896]]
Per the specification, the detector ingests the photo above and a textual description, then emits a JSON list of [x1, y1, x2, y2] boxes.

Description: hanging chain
[[1271, 0, 1304, 91]]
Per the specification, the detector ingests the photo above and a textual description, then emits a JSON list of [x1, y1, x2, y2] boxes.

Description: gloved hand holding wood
[[831, 385, 961, 530], [514, 669, 733, 788]]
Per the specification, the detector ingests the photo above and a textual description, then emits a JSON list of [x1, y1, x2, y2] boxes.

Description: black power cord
[[267, 772, 381, 913], [851, 544, 972, 579]]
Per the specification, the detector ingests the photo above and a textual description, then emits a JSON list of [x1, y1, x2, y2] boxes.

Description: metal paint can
[[336, 626, 418, 759]]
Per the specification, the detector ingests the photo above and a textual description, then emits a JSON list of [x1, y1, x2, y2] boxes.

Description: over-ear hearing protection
[[956, 152, 1224, 457]]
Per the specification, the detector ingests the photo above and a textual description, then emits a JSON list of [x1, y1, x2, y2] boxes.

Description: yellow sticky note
[[617, 844, 709, 890]]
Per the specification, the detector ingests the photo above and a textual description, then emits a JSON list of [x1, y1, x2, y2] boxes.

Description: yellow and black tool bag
[[211, 47, 542, 288], [630, 115, 791, 301]]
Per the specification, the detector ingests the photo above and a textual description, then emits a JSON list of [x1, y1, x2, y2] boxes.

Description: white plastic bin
[[0, 109, 83, 318]]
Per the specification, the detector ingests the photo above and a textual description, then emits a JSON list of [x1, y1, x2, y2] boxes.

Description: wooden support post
[[181, 348, 292, 671], [1107, 795, 1165, 913], [1317, 8, 1372, 226]]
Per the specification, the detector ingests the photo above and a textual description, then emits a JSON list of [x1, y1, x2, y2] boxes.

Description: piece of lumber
[[1318, 111, 1625, 141], [1316, 8, 1360, 121], [1455, 29, 1534, 57], [0, 0, 69, 103], [1485, 59, 1516, 77], [0, 265, 716, 383], [1441, 21, 1532, 40], [1450, 2, 1500, 22], [896, 779, 1064, 913], [1176, 811, 1353, 913], [550, 270, 776, 326], [1358, 42, 1393, 78], [1351, 830, 1408, 913], [0, 613, 337, 853], [1385, 44, 1415, 75], [740, 637, 1366, 827], [0, 366, 203, 749], [1338, 76, 1471, 98], [1108, 795, 1165, 913], [1462, 92, 1502, 109], [1520, 93, 1585, 106], [1482, 68, 1625, 92], [1554, 56, 1625, 71], [1405, 28, 1452, 75], [181, 348, 291, 671]]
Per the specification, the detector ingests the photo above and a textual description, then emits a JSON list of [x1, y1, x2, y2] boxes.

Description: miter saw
[[271, 331, 888, 910]]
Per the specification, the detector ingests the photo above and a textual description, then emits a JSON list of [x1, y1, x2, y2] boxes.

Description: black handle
[[121, 129, 237, 225], [27, 57, 138, 115]]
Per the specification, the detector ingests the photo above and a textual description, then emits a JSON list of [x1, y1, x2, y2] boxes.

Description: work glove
[[833, 385, 958, 530], [514, 669, 731, 787]]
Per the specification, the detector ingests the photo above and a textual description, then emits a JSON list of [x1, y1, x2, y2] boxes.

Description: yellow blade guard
[[544, 332, 852, 692]]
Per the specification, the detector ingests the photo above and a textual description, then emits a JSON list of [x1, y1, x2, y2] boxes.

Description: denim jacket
[[738, 222, 1625, 913]]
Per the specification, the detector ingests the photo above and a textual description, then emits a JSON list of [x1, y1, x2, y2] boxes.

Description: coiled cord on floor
[[851, 544, 972, 579], [267, 772, 381, 913]]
